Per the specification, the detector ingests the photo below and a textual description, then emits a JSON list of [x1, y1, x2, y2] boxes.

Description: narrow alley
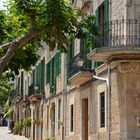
[[0, 127, 29, 140]]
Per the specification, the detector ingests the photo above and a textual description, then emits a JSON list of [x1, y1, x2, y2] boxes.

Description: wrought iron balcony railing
[[10, 89, 18, 99], [10, 88, 22, 102], [28, 83, 42, 97], [28, 84, 35, 97], [94, 19, 140, 48], [68, 51, 93, 77]]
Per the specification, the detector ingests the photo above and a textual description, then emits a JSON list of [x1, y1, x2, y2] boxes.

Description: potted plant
[[13, 122, 23, 135]]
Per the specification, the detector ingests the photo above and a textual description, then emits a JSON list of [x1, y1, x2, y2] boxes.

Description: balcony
[[10, 89, 22, 103], [68, 51, 94, 86], [28, 84, 44, 102], [88, 19, 140, 62]]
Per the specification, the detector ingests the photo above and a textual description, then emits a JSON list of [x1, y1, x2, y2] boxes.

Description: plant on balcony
[[76, 14, 98, 48], [22, 117, 31, 128]]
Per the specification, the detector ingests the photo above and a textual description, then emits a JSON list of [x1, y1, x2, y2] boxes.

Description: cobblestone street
[[0, 127, 29, 140]]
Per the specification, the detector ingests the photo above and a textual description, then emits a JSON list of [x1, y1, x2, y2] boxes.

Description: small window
[[100, 92, 105, 128], [58, 99, 61, 129], [21, 71, 24, 93], [47, 106, 49, 130], [70, 104, 74, 132]]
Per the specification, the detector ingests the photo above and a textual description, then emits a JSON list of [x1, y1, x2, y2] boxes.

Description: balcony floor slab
[[88, 46, 140, 62], [69, 71, 93, 86]]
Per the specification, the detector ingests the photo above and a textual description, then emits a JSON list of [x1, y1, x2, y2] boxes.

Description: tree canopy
[[0, 73, 14, 107], [0, 0, 96, 76]]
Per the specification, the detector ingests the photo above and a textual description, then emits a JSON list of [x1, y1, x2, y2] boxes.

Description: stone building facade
[[11, 0, 140, 140]]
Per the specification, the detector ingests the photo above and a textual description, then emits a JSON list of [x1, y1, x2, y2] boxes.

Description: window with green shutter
[[80, 39, 85, 52], [17, 76, 20, 93], [96, 0, 109, 28], [85, 45, 92, 69], [21, 71, 24, 94], [58, 52, 61, 75], [94, 0, 109, 68], [55, 53, 59, 76], [67, 36, 75, 75], [105, 0, 109, 23], [36, 62, 41, 92], [35, 59, 45, 93], [31, 70, 35, 84], [50, 57, 56, 94], [95, 8, 99, 26], [58, 99, 61, 129], [41, 58, 45, 93], [67, 36, 75, 62], [46, 53, 61, 94], [46, 61, 50, 84]]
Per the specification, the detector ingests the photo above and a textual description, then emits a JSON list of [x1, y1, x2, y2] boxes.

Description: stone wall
[[127, 0, 140, 19], [111, 0, 126, 20], [65, 88, 80, 140], [117, 62, 140, 140]]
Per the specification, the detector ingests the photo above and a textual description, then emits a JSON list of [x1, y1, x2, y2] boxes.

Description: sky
[[0, 0, 6, 10]]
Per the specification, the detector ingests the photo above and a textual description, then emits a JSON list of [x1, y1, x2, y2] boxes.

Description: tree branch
[[0, 26, 48, 76]]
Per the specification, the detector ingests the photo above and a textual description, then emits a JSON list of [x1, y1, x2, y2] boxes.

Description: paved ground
[[0, 127, 29, 140]]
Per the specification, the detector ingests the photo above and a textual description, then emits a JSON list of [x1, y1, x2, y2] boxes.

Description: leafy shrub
[[13, 122, 23, 134], [22, 117, 31, 127]]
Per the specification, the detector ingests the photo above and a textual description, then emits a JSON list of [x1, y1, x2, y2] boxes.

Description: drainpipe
[[93, 64, 111, 140], [63, 53, 67, 140], [107, 65, 111, 140], [108, 0, 111, 138]]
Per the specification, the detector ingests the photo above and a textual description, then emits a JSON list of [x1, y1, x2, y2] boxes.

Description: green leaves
[[8, 43, 40, 74], [0, 0, 97, 75], [0, 74, 14, 107]]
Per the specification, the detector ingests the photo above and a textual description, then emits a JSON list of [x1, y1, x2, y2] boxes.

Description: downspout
[[108, 0, 111, 138], [92, 64, 111, 140], [107, 64, 111, 140], [63, 53, 67, 140]]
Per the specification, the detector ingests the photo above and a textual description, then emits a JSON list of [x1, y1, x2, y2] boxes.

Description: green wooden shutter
[[50, 59, 52, 94], [50, 57, 55, 94], [71, 37, 75, 58], [95, 7, 103, 68], [35, 66, 38, 85], [38, 62, 41, 93], [31, 71, 33, 84], [105, 0, 109, 23], [58, 99, 61, 129], [17, 77, 20, 93], [21, 71, 24, 94], [58, 52, 61, 75], [95, 8, 99, 26], [53, 56, 56, 94], [86, 44, 92, 69], [45, 63, 47, 84], [80, 39, 84, 52], [55, 53, 59, 76], [46, 61, 50, 84], [68, 36, 75, 60], [67, 42, 70, 63], [41, 58, 45, 93], [33, 70, 35, 84]]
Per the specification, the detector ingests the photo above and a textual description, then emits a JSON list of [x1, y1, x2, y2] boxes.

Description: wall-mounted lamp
[[76, 59, 84, 67], [35, 84, 39, 91]]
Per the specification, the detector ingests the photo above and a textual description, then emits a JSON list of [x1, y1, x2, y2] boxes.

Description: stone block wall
[[111, 0, 126, 20]]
